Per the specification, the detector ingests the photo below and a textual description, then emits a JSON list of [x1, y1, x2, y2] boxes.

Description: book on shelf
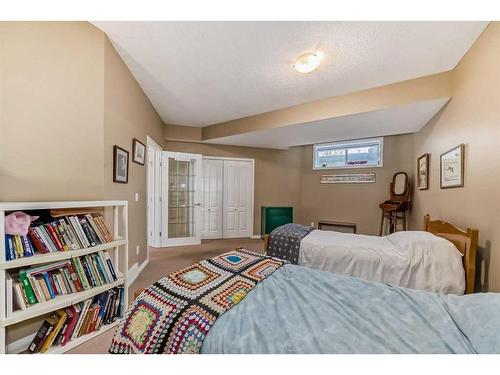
[[27, 285, 125, 353], [28, 319, 53, 353], [49, 207, 104, 218], [5, 273, 13, 315], [10, 250, 118, 310], [39, 309, 68, 352], [18, 269, 37, 305], [12, 280, 28, 310], [62, 305, 80, 346], [5, 234, 35, 260], [4, 212, 113, 261], [53, 307, 73, 347]]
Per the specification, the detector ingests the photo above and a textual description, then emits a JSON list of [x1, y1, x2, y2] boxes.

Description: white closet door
[[223, 160, 253, 238], [223, 161, 239, 238], [235, 161, 252, 236], [201, 159, 223, 239]]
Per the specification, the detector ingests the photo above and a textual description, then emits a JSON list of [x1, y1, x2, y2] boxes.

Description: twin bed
[[109, 215, 500, 354], [265, 214, 478, 295]]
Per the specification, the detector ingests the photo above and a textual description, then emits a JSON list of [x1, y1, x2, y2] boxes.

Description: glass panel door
[[161, 152, 202, 246]]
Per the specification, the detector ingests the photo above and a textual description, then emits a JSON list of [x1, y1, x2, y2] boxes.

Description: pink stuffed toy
[[4, 211, 39, 236]]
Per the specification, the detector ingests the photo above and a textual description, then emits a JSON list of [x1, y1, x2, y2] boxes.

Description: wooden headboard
[[424, 214, 479, 294]]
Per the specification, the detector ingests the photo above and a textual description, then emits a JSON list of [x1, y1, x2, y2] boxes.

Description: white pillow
[[387, 230, 465, 295], [387, 230, 463, 256]]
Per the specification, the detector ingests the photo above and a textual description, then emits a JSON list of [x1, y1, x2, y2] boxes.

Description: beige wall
[[164, 124, 202, 142], [0, 22, 105, 200], [410, 22, 500, 292], [297, 134, 414, 235], [0, 21, 107, 347], [103, 37, 164, 267], [0, 22, 164, 345], [163, 141, 303, 235], [165, 134, 413, 237], [0, 21, 163, 271]]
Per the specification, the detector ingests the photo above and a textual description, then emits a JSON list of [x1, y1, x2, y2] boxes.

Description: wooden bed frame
[[263, 215, 478, 294], [424, 214, 478, 294]]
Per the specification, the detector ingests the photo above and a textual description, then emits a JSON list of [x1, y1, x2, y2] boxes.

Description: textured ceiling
[[94, 21, 487, 127], [207, 98, 450, 149]]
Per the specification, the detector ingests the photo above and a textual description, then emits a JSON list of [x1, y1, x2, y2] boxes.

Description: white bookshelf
[[0, 200, 129, 354]]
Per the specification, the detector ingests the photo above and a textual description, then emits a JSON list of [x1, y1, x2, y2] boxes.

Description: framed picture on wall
[[440, 144, 465, 189], [132, 138, 146, 165], [113, 145, 129, 183], [417, 153, 429, 190]]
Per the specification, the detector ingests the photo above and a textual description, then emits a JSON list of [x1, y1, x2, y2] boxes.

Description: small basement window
[[313, 137, 384, 170]]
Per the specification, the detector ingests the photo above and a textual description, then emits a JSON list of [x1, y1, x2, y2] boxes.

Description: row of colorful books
[[28, 285, 124, 353], [4, 213, 113, 261], [10, 250, 118, 311]]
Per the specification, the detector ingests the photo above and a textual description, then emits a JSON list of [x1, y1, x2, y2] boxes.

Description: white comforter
[[298, 230, 465, 295]]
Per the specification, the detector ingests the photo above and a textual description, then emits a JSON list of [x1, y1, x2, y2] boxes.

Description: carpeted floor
[[67, 238, 264, 354]]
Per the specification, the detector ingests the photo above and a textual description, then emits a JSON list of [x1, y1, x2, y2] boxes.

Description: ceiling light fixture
[[293, 51, 324, 73]]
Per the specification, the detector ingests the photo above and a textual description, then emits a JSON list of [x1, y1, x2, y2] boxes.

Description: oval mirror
[[393, 172, 408, 195]]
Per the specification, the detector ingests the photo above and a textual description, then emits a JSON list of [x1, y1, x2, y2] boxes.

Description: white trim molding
[[146, 135, 162, 152], [203, 156, 255, 163], [127, 258, 149, 287], [146, 135, 163, 251]]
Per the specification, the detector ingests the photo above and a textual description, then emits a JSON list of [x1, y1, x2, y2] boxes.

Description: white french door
[[222, 160, 253, 238], [200, 159, 223, 239], [161, 152, 202, 246]]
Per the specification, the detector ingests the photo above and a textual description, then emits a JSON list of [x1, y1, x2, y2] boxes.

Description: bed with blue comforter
[[203, 264, 500, 354], [110, 250, 500, 354]]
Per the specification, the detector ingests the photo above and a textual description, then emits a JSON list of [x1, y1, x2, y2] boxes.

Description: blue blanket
[[202, 264, 500, 353], [267, 223, 314, 264]]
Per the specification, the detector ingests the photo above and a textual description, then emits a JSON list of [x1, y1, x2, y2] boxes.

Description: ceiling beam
[[164, 123, 202, 142], [200, 71, 452, 141]]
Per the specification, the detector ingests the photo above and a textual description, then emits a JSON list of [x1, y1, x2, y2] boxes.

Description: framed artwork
[[320, 173, 376, 184], [132, 138, 146, 165], [417, 153, 429, 190], [440, 144, 465, 189], [113, 145, 129, 183]]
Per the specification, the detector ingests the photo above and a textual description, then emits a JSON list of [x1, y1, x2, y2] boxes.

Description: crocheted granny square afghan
[[109, 248, 286, 354]]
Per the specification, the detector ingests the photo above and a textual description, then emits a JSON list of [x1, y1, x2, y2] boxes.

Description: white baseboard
[[127, 263, 138, 285], [127, 258, 149, 287], [251, 235, 262, 239], [138, 258, 149, 273]]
